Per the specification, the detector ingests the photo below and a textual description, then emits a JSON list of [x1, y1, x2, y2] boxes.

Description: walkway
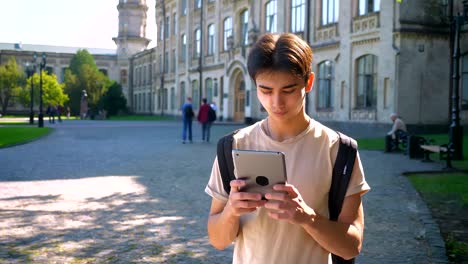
[[0, 120, 448, 263]]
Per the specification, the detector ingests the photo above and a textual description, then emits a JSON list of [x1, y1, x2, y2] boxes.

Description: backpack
[[184, 105, 194, 119], [208, 107, 217, 122], [216, 130, 357, 264]]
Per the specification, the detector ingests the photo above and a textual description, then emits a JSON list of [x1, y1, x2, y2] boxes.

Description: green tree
[[98, 81, 127, 117], [63, 49, 110, 115], [18, 71, 69, 108], [0, 57, 24, 115]]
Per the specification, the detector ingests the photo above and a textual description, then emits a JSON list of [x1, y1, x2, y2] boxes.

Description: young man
[[205, 33, 370, 263], [181, 97, 194, 144], [198, 98, 213, 142]]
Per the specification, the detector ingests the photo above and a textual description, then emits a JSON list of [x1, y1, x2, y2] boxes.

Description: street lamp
[[25, 53, 37, 124], [448, 0, 468, 160], [38, 53, 47, 128]]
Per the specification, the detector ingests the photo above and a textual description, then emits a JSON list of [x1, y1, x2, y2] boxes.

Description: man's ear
[[305, 72, 315, 93]]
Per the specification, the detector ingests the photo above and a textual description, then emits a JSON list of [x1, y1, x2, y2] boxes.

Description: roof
[[0, 42, 116, 55]]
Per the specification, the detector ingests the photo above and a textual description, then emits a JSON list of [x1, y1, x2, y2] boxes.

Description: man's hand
[[225, 179, 267, 217], [264, 183, 316, 225]]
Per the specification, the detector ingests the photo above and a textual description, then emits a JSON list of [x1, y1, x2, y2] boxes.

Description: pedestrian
[[198, 98, 213, 142], [181, 97, 194, 144], [66, 106, 71, 119], [56, 104, 63, 123], [385, 113, 408, 152], [205, 33, 370, 263], [46, 104, 55, 124]]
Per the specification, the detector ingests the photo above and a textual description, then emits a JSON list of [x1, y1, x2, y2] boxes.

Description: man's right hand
[[225, 179, 267, 217]]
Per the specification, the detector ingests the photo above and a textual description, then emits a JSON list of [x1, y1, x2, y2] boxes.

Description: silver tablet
[[232, 149, 287, 198]]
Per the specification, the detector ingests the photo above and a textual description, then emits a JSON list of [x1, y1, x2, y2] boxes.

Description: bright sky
[[0, 0, 157, 50]]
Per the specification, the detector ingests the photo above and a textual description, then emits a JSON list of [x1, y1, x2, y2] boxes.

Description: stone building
[[125, 0, 467, 125]]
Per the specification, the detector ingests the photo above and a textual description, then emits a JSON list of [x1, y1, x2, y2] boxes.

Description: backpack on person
[[184, 105, 194, 119], [216, 130, 357, 264], [208, 107, 217, 122]]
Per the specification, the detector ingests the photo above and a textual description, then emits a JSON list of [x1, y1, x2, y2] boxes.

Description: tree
[[98, 81, 127, 117], [63, 49, 110, 115], [0, 57, 24, 115], [18, 71, 69, 108]]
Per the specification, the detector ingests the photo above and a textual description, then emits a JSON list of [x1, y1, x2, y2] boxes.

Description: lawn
[[357, 134, 468, 262], [0, 127, 52, 148], [106, 114, 175, 121]]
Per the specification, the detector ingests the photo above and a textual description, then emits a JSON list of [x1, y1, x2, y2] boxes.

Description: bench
[[420, 143, 453, 169]]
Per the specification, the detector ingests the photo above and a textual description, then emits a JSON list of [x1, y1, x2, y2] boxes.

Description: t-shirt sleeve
[[204, 156, 230, 202], [346, 151, 370, 197]]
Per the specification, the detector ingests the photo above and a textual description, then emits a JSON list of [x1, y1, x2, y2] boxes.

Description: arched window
[[171, 87, 176, 110], [356, 54, 378, 108], [194, 29, 201, 58], [180, 81, 186, 109], [181, 34, 187, 61], [291, 0, 305, 32], [317, 60, 334, 109], [265, 0, 277, 32], [208, 24, 215, 55], [240, 10, 249, 46], [192, 80, 199, 109], [223, 17, 233, 51], [206, 78, 213, 103]]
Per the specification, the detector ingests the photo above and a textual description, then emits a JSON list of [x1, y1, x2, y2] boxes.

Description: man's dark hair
[[247, 33, 313, 84]]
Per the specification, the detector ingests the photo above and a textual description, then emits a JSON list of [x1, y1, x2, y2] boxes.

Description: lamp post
[[447, 0, 467, 160], [25, 53, 37, 124], [38, 53, 47, 128]]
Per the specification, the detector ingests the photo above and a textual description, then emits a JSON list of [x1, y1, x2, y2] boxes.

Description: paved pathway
[[0, 120, 448, 263]]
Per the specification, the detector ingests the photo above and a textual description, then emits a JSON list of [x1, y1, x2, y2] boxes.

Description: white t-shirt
[[205, 119, 370, 264]]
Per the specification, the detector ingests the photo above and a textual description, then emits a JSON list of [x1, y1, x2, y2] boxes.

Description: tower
[[113, 0, 150, 103]]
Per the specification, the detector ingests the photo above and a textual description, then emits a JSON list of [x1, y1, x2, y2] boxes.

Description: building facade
[[125, 0, 468, 126]]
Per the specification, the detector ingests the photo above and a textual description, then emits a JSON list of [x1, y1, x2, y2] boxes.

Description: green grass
[[356, 137, 384, 151], [107, 114, 175, 121], [0, 127, 52, 148], [408, 173, 468, 262]]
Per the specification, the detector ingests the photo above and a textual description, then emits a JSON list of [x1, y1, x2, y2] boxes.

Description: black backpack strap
[[329, 132, 358, 264], [216, 130, 239, 194], [329, 132, 357, 221]]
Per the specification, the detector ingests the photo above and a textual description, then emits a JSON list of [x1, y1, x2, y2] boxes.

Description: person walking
[[205, 33, 370, 263], [198, 98, 213, 142], [181, 97, 194, 144]]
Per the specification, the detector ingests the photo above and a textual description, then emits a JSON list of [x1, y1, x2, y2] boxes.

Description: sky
[[0, 0, 157, 50]]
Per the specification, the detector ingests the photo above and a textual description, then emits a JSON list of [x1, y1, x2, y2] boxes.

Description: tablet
[[232, 149, 287, 198]]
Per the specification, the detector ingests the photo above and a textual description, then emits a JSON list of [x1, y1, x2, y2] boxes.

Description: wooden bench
[[420, 144, 453, 168]]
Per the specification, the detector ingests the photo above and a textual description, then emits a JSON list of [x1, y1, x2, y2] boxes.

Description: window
[[192, 80, 199, 109], [143, 65, 147, 84], [173, 14, 177, 35], [208, 24, 215, 55], [163, 88, 168, 110], [165, 16, 170, 39], [120, 69, 127, 85], [240, 10, 249, 46], [159, 20, 164, 41], [356, 55, 378, 108], [206, 78, 213, 103], [180, 81, 186, 108], [159, 54, 163, 73], [148, 64, 152, 82], [195, 28, 201, 58], [322, 0, 339, 25], [99, 69, 108, 76], [181, 0, 187, 15], [359, 0, 380, 16], [171, 87, 176, 110], [172, 49, 176, 72], [462, 54, 468, 109], [195, 0, 201, 9], [223, 17, 233, 51], [265, 0, 277, 32], [317, 61, 334, 109], [291, 0, 305, 32], [164, 51, 169, 73], [181, 34, 187, 61]]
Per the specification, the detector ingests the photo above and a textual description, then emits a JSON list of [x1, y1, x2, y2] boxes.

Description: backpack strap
[[330, 132, 358, 264], [216, 130, 239, 194], [329, 132, 357, 221]]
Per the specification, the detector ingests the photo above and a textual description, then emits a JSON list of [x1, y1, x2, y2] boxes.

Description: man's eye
[[261, 90, 272, 94], [283, 89, 295, 94]]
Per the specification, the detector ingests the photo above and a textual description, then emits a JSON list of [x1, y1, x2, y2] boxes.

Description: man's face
[[255, 71, 312, 122]]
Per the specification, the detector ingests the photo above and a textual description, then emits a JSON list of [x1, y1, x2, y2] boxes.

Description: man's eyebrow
[[258, 83, 297, 89]]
